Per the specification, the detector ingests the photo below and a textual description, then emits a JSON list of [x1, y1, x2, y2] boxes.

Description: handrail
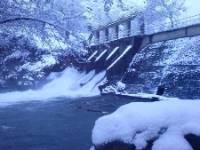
[[146, 13, 200, 34], [92, 12, 137, 31], [89, 13, 200, 45]]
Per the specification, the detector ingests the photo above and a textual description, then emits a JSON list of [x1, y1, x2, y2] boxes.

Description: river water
[[0, 67, 144, 150], [0, 95, 140, 150]]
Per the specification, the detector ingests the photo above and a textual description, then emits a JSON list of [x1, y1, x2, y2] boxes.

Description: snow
[[107, 45, 132, 70], [102, 84, 119, 94], [33, 32, 69, 50], [92, 100, 200, 149], [185, 0, 200, 16], [22, 55, 57, 72], [106, 47, 119, 61], [102, 81, 127, 94], [129, 36, 200, 94], [157, 36, 200, 66], [90, 147, 95, 150], [116, 81, 126, 91], [116, 93, 186, 102], [4, 50, 29, 62], [81, 0, 143, 29]]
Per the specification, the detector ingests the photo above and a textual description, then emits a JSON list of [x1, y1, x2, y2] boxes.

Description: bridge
[[87, 13, 200, 78], [1, 15, 200, 78]]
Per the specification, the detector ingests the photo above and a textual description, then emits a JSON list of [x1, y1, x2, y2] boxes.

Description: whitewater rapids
[[0, 67, 106, 106]]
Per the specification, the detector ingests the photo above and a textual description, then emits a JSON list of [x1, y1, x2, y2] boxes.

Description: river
[[0, 95, 140, 150], [0, 67, 146, 149]]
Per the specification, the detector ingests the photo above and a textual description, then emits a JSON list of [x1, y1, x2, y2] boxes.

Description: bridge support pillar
[[105, 28, 109, 42], [124, 20, 131, 37], [108, 26, 119, 41], [99, 30, 105, 43], [93, 31, 100, 45], [115, 25, 119, 40], [118, 21, 131, 38]]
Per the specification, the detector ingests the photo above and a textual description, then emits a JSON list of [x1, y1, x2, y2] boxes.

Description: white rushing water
[[0, 67, 106, 106]]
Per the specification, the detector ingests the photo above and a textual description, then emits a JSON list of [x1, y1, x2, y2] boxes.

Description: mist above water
[[0, 67, 106, 106]]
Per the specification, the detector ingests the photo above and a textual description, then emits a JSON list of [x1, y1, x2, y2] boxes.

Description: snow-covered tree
[[0, 0, 86, 32], [144, 0, 186, 28], [81, 0, 140, 30]]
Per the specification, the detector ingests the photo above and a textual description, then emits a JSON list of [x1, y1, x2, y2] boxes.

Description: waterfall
[[0, 67, 106, 106]]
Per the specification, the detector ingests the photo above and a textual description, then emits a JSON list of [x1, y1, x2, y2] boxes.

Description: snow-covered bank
[[103, 35, 200, 99], [0, 19, 86, 91], [0, 67, 106, 106], [92, 100, 200, 150]]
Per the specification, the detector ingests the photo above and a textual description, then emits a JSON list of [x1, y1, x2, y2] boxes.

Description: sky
[[185, 0, 200, 16], [134, 0, 200, 17]]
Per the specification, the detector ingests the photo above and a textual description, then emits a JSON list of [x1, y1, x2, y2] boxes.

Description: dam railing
[[89, 13, 200, 46]]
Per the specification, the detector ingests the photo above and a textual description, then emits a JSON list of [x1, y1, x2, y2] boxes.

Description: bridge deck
[[89, 13, 200, 47], [86, 13, 200, 75]]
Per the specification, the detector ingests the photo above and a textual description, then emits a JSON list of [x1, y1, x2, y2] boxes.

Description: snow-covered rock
[[116, 81, 126, 91], [92, 100, 200, 150], [101, 81, 126, 95]]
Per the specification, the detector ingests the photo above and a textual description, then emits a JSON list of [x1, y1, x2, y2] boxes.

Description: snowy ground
[[92, 99, 200, 150]]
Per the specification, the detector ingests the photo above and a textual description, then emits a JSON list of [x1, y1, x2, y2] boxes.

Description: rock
[[95, 141, 136, 150], [185, 134, 200, 150], [93, 135, 200, 150]]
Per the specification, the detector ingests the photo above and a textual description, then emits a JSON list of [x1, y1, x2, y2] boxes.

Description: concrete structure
[[141, 24, 200, 49], [89, 13, 200, 46], [87, 14, 200, 75]]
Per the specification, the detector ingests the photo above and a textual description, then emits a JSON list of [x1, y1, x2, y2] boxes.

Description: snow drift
[[0, 67, 106, 106], [92, 100, 200, 150]]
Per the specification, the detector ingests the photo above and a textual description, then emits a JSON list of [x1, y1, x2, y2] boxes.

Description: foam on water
[[0, 67, 106, 106]]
